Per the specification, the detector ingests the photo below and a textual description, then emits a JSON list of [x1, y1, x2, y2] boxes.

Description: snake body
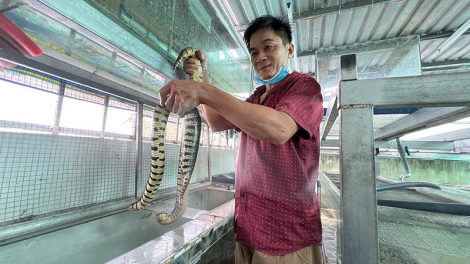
[[130, 47, 202, 225]]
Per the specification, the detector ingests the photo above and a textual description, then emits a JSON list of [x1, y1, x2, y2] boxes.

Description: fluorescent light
[[218, 51, 226, 60], [228, 49, 240, 59], [437, 18, 470, 52]]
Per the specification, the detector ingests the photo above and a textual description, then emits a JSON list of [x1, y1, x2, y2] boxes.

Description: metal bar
[[321, 139, 455, 151], [101, 95, 109, 138], [27, 0, 173, 82], [320, 89, 338, 140], [396, 138, 411, 181], [304, 36, 416, 58], [294, 0, 393, 21], [0, 120, 51, 133], [218, 131, 222, 147], [175, 116, 181, 143], [338, 54, 379, 264], [0, 47, 159, 107], [52, 80, 65, 135], [339, 72, 470, 108], [421, 30, 470, 41], [207, 0, 250, 58], [168, 0, 176, 54], [414, 127, 470, 142], [206, 125, 212, 182], [422, 58, 470, 68], [134, 103, 143, 199], [0, 198, 133, 247], [375, 107, 470, 140]]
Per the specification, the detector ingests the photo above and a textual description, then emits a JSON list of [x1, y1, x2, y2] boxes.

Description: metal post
[[338, 54, 379, 264], [101, 95, 109, 138], [218, 131, 222, 147], [396, 138, 411, 181], [206, 124, 212, 182], [175, 116, 180, 143], [52, 80, 66, 134], [134, 102, 143, 198]]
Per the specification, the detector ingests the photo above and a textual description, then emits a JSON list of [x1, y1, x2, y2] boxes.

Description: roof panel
[[240, 0, 256, 22], [369, 2, 401, 41], [443, 1, 470, 31], [345, 8, 367, 45], [416, 0, 454, 35], [385, 0, 421, 39], [322, 13, 338, 49], [334, 10, 354, 46], [251, 0, 267, 18], [357, 5, 381, 43]]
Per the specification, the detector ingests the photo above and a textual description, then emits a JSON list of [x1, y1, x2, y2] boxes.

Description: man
[[159, 15, 324, 264]]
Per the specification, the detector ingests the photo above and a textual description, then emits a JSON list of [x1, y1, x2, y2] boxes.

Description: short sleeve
[[275, 76, 323, 140]]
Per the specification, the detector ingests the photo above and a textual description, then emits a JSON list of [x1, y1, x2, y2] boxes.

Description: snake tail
[[156, 47, 202, 225], [129, 105, 169, 210]]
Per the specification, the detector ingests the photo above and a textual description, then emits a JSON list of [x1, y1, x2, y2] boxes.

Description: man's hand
[[183, 50, 207, 75], [159, 80, 202, 117]]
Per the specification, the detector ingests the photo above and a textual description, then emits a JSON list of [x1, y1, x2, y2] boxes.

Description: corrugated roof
[[221, 0, 470, 75]]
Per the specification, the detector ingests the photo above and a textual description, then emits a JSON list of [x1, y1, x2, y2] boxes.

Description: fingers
[[158, 82, 172, 107], [183, 57, 197, 75], [196, 50, 206, 63], [159, 80, 199, 117]]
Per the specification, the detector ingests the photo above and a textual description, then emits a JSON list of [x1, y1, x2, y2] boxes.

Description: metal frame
[[52, 80, 66, 135], [24, 0, 173, 82], [0, 47, 160, 107], [336, 54, 470, 263], [135, 103, 144, 199], [375, 107, 470, 140], [415, 127, 470, 141], [321, 139, 455, 151]]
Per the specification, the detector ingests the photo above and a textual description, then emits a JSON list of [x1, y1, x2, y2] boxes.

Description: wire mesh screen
[[0, 66, 209, 227]]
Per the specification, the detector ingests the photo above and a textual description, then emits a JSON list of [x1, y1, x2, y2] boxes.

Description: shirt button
[[248, 151, 251, 154], [241, 193, 245, 197], [244, 172, 248, 175]]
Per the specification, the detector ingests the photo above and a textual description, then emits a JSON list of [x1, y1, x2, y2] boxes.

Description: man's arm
[[160, 79, 299, 145], [199, 83, 300, 145]]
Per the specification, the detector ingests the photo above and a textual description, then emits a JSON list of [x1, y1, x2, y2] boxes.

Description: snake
[[129, 47, 202, 225]]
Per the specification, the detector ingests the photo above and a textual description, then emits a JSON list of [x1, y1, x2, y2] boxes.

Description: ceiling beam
[[234, 0, 396, 32], [321, 95, 338, 140], [321, 139, 455, 151], [23, 0, 174, 82], [299, 36, 416, 58], [422, 59, 470, 68], [412, 127, 470, 142], [340, 72, 470, 109], [0, 47, 161, 107], [294, 0, 393, 21], [374, 107, 470, 140]]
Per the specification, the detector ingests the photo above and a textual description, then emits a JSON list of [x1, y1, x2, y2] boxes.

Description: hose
[[377, 200, 470, 216], [376, 182, 441, 192]]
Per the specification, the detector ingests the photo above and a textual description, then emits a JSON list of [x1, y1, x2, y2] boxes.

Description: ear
[[288, 43, 294, 58]]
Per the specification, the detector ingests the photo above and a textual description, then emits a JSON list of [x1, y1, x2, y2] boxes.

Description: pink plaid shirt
[[234, 71, 324, 255]]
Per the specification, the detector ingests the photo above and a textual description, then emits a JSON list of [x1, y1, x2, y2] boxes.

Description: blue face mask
[[254, 65, 288, 85]]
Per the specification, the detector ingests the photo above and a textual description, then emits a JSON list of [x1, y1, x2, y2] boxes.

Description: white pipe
[[287, 2, 299, 72], [438, 18, 470, 53]]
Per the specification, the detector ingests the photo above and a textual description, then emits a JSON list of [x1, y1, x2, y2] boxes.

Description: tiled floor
[[322, 216, 338, 264]]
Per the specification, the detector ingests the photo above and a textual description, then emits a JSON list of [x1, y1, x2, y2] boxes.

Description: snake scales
[[129, 47, 202, 225]]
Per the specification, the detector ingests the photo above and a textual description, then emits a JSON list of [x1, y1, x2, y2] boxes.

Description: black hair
[[243, 15, 292, 49]]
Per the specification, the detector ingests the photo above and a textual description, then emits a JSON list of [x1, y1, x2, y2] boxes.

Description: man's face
[[249, 28, 293, 81]]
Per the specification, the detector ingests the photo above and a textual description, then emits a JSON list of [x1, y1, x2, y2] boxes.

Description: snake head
[[173, 47, 197, 72]]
